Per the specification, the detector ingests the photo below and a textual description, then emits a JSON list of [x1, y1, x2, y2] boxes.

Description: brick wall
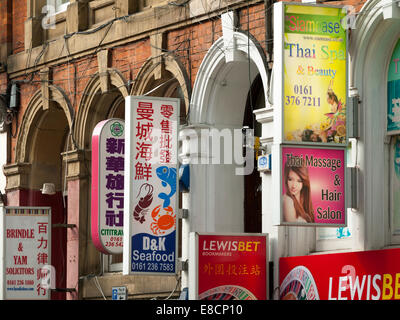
[[3, 0, 373, 163], [12, 0, 26, 54], [0, 0, 12, 46]]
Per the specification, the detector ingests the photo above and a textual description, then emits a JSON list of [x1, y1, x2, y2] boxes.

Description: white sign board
[[1, 207, 51, 300], [123, 96, 179, 276], [91, 119, 125, 254], [112, 286, 127, 300]]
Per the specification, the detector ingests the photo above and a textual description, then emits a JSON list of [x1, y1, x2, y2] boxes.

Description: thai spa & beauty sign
[[274, 3, 348, 145]]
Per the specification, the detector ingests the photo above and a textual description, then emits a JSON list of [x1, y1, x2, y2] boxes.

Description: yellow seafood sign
[[282, 4, 347, 144]]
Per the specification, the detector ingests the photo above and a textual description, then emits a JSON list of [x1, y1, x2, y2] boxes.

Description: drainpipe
[[265, 0, 274, 83]]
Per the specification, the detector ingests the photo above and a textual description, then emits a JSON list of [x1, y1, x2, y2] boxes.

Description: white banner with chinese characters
[[0, 207, 51, 300], [123, 96, 179, 275], [91, 119, 125, 254]]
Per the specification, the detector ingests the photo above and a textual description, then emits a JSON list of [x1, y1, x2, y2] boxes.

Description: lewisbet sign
[[190, 233, 269, 300], [280, 248, 400, 300]]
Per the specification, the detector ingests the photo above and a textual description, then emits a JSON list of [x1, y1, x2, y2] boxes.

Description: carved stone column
[[61, 148, 91, 300]]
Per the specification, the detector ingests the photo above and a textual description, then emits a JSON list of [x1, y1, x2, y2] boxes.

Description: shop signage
[[280, 248, 400, 300], [274, 2, 348, 145], [123, 96, 179, 275], [91, 119, 125, 254], [388, 39, 400, 134], [190, 233, 268, 300], [277, 145, 346, 226], [111, 286, 127, 300], [1, 207, 51, 300], [391, 137, 400, 232]]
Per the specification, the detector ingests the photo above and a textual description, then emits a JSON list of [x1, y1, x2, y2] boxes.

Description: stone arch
[[15, 85, 74, 165], [189, 33, 269, 126], [74, 69, 129, 150], [186, 30, 269, 233], [350, 0, 400, 249], [130, 53, 191, 122]]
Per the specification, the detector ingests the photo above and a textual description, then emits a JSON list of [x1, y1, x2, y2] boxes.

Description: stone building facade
[[1, 0, 400, 300]]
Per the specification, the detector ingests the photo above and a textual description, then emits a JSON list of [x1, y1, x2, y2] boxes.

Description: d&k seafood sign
[[91, 119, 125, 254], [123, 96, 179, 275]]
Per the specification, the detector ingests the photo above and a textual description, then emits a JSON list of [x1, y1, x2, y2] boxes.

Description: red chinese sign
[[280, 248, 400, 300], [1, 207, 51, 300], [195, 233, 268, 300]]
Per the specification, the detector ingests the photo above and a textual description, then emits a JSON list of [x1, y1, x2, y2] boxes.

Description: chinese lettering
[[36, 220, 49, 297], [134, 102, 154, 181], [104, 132, 125, 228], [159, 104, 174, 164]]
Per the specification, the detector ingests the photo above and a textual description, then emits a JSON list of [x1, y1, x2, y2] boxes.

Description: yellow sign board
[[282, 4, 347, 144]]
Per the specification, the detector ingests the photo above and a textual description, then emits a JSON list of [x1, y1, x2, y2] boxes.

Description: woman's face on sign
[[287, 170, 303, 198]]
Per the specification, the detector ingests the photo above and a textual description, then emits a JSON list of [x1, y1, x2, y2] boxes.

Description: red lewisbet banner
[[196, 233, 268, 300], [279, 248, 400, 300]]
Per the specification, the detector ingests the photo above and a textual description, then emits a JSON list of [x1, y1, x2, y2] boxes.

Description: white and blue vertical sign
[[123, 96, 179, 275]]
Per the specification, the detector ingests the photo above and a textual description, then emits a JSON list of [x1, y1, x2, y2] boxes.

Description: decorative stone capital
[[61, 149, 91, 180], [254, 107, 274, 145], [3, 163, 32, 191]]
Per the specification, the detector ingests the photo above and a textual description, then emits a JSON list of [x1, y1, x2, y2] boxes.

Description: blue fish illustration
[[156, 166, 176, 208]]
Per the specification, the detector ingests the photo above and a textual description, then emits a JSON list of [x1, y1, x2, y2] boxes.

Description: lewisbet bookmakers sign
[[280, 248, 400, 300], [274, 2, 348, 145], [189, 233, 268, 300]]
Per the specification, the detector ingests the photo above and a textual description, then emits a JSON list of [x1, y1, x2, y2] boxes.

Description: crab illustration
[[150, 205, 176, 235]]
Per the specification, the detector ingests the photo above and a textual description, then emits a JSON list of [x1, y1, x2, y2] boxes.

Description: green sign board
[[388, 39, 400, 134]]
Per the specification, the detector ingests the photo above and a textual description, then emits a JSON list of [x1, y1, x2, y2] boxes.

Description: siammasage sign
[[274, 3, 348, 145]]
